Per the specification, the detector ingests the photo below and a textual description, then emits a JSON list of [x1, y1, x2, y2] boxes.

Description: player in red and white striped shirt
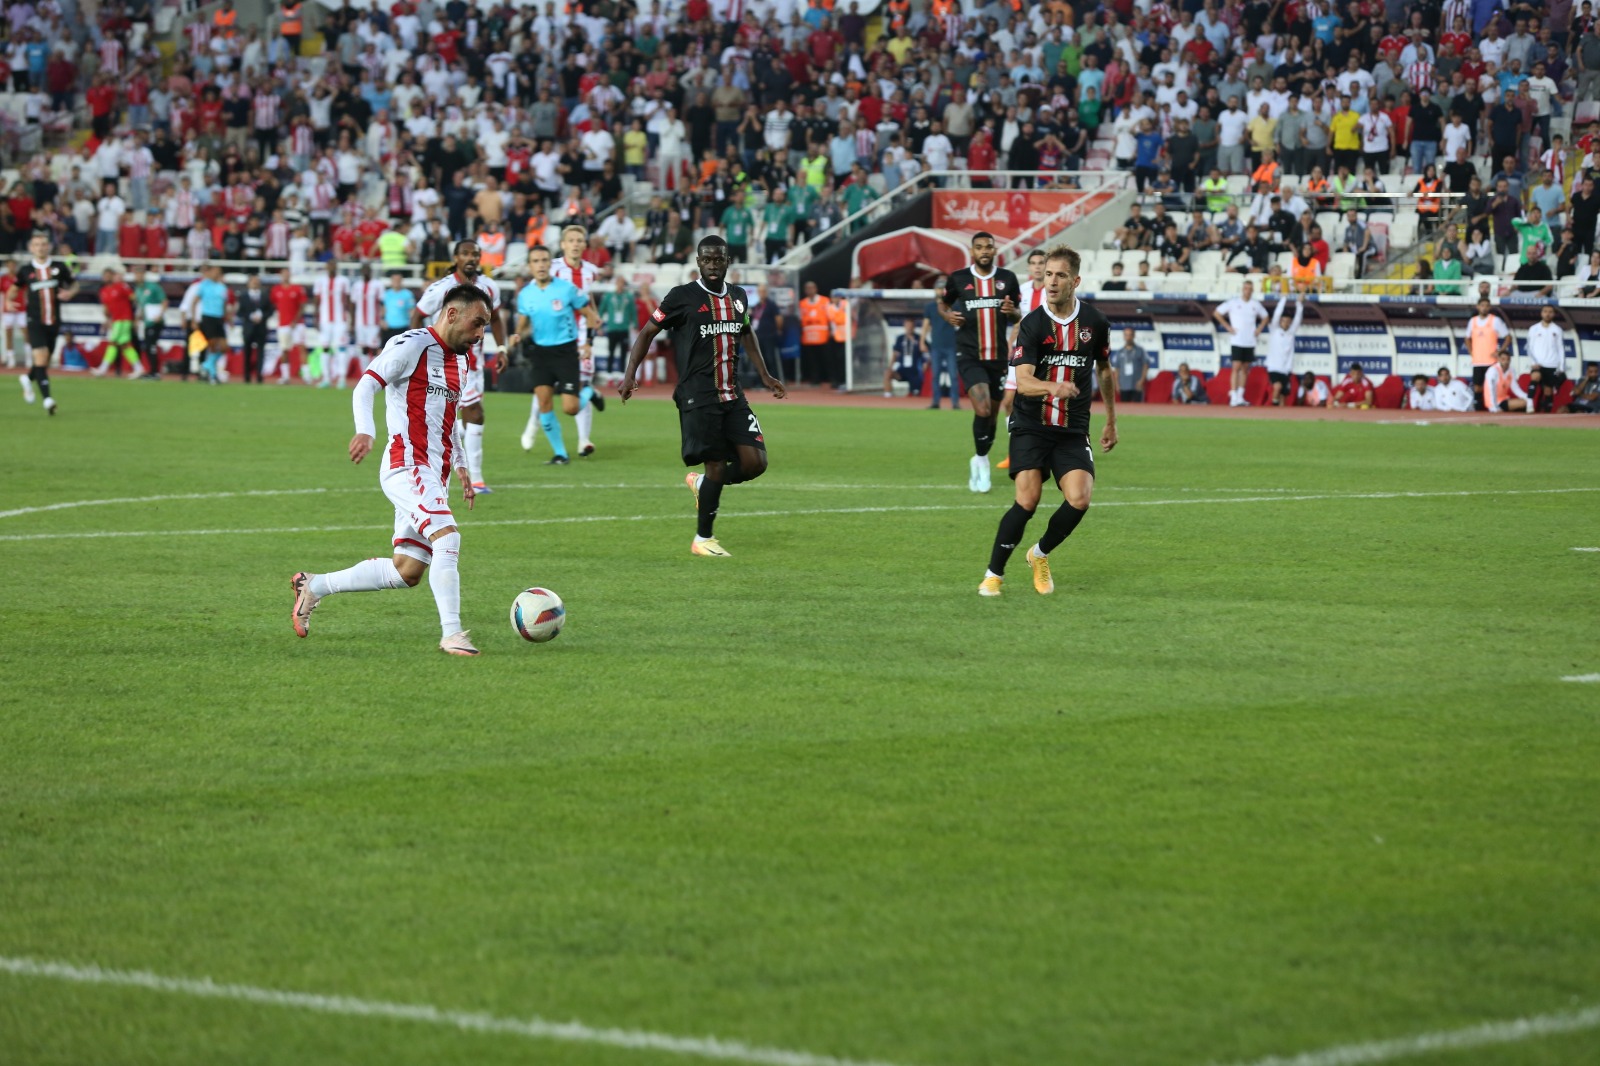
[[350, 263, 385, 369], [290, 285, 494, 656], [1000, 249, 1048, 463], [413, 240, 509, 494], [312, 261, 353, 387], [542, 224, 606, 455]]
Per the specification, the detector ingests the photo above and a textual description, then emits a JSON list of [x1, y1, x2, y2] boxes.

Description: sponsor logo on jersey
[[966, 297, 1005, 310], [699, 321, 744, 338], [426, 383, 460, 401], [651, 307, 665, 322], [1040, 353, 1090, 368]]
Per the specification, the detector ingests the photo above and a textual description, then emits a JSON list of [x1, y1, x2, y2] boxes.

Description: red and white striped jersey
[[1016, 279, 1046, 313], [1540, 149, 1565, 189], [351, 277, 384, 332], [551, 256, 600, 342], [99, 39, 123, 75], [125, 145, 153, 180], [313, 273, 351, 324], [265, 220, 290, 259], [364, 328, 470, 479], [417, 271, 499, 370], [169, 188, 195, 229], [289, 122, 314, 160], [253, 91, 281, 131]]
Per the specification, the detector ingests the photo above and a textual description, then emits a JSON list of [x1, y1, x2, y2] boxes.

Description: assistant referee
[[515, 246, 601, 465]]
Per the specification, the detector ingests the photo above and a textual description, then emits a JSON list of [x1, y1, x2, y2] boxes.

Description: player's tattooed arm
[[619, 318, 664, 402], [740, 330, 786, 399], [1097, 352, 1118, 452]]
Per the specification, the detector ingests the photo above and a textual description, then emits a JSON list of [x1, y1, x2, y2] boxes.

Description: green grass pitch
[[1, 379, 1597, 1066]]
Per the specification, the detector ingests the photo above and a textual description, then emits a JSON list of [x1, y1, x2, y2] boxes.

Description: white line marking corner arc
[[0, 955, 913, 1066]]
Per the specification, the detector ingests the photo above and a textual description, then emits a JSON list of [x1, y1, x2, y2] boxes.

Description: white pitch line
[[1572, 547, 1600, 552], [1216, 1002, 1600, 1066], [2, 488, 1597, 544], [0, 956, 910, 1066], [1561, 674, 1600, 683]]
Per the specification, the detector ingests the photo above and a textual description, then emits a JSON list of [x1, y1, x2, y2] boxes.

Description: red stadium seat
[[1374, 375, 1406, 409], [1555, 380, 1575, 410], [1244, 366, 1273, 406], [1145, 370, 1175, 404], [1204, 371, 1232, 405]]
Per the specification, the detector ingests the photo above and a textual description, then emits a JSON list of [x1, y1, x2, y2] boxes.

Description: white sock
[[575, 403, 594, 448], [693, 534, 714, 543], [525, 398, 541, 437], [691, 473, 703, 491], [310, 558, 405, 597], [1031, 543, 1047, 558], [428, 531, 463, 637], [465, 422, 485, 483], [984, 569, 1002, 580]]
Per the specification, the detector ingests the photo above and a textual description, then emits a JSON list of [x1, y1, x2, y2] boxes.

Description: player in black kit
[[937, 231, 1021, 494], [620, 235, 787, 558], [979, 245, 1118, 597], [15, 234, 75, 415]]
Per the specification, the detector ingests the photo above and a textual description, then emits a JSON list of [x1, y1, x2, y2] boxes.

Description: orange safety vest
[[1290, 257, 1320, 291], [213, 8, 237, 36], [1306, 176, 1330, 200], [887, 0, 909, 30], [478, 231, 506, 270], [828, 299, 852, 343], [525, 213, 547, 249], [280, 3, 301, 34], [1415, 177, 1440, 215], [930, 0, 955, 18], [1467, 315, 1502, 367], [1251, 160, 1279, 187], [799, 297, 831, 346], [1494, 365, 1513, 406]]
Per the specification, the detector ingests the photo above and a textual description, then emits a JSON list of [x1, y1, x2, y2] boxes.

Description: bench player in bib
[[413, 240, 513, 494], [979, 246, 1118, 597], [290, 284, 494, 656], [938, 232, 1022, 493], [619, 235, 786, 558]]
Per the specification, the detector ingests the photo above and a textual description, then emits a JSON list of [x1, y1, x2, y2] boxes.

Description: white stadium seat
[[1191, 250, 1223, 279]]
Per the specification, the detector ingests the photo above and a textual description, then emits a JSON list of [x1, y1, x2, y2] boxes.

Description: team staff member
[[979, 244, 1117, 597], [1262, 295, 1304, 406], [1464, 297, 1509, 410], [515, 246, 597, 466], [939, 230, 1022, 493], [1524, 304, 1566, 412], [826, 292, 853, 390], [236, 273, 271, 384], [1213, 281, 1269, 407], [1483, 349, 1533, 412], [15, 233, 75, 414]]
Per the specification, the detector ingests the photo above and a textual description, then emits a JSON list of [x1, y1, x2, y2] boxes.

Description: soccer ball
[[511, 588, 566, 643]]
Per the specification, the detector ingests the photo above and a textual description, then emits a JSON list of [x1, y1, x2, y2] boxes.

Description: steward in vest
[[797, 282, 832, 386]]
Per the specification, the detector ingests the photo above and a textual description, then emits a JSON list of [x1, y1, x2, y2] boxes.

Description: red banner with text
[[930, 190, 1116, 240]]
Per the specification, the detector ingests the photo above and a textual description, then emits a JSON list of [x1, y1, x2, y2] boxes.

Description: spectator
[[1171, 363, 1208, 404], [597, 206, 640, 262], [1112, 329, 1149, 402], [1332, 364, 1376, 408], [1562, 363, 1600, 413]]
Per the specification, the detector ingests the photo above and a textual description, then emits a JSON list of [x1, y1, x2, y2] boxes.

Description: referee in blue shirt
[[516, 246, 602, 464]]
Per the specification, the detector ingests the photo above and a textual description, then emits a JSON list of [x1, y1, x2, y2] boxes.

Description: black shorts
[[1230, 346, 1256, 364], [26, 322, 60, 352], [957, 356, 1006, 396], [679, 396, 765, 466], [200, 315, 227, 341], [1268, 370, 1291, 389], [1008, 426, 1095, 483], [530, 340, 581, 394]]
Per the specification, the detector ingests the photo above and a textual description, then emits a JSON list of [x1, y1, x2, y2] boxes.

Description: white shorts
[[318, 320, 348, 349], [356, 324, 381, 351], [1, 312, 25, 329], [381, 464, 457, 563], [277, 324, 305, 351]]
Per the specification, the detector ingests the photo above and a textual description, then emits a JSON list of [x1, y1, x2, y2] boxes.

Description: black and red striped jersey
[[649, 280, 749, 409], [15, 259, 73, 327], [1010, 299, 1111, 435], [942, 264, 1020, 362]]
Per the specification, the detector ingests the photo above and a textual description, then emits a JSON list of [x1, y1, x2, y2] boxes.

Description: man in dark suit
[[237, 273, 271, 384]]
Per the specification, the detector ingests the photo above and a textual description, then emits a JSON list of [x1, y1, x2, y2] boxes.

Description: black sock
[[720, 455, 746, 485], [1037, 502, 1087, 556], [973, 415, 996, 457], [988, 503, 1035, 576], [31, 366, 51, 400], [697, 477, 724, 538]]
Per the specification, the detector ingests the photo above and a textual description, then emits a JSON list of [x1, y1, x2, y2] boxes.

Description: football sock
[[310, 558, 405, 597], [575, 402, 594, 448], [973, 414, 996, 457], [721, 455, 747, 485], [578, 384, 595, 410], [988, 503, 1035, 576], [1037, 501, 1088, 556], [30, 366, 52, 400], [539, 410, 568, 458], [697, 475, 725, 538], [465, 423, 485, 483], [428, 531, 463, 637], [524, 399, 540, 438]]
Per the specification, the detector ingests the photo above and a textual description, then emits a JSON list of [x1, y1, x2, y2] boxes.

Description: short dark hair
[[972, 231, 995, 244], [1027, 249, 1045, 261], [1349, 362, 1364, 372], [698, 234, 729, 254], [441, 284, 492, 314]]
